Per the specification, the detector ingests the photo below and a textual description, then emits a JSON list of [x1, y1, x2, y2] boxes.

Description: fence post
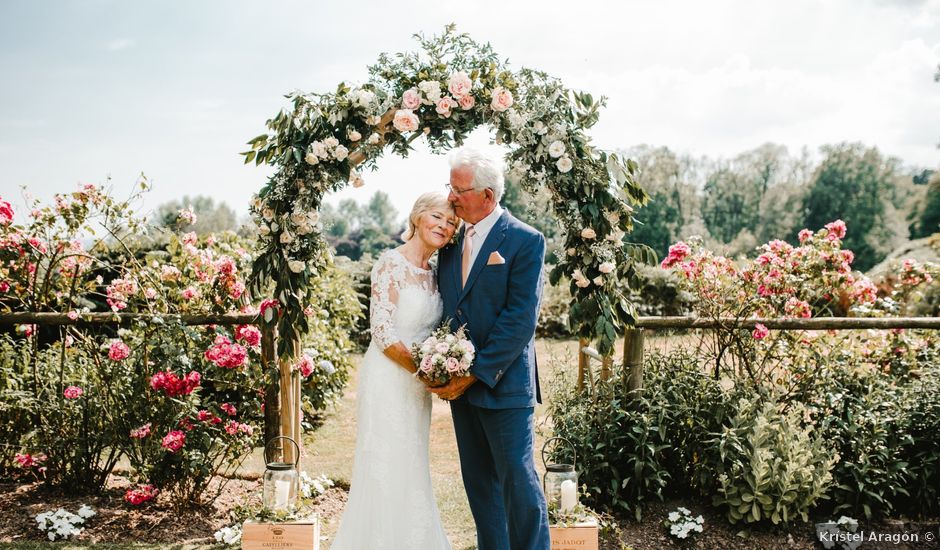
[[261, 324, 280, 452], [278, 337, 302, 467], [577, 337, 589, 390], [623, 327, 644, 400]]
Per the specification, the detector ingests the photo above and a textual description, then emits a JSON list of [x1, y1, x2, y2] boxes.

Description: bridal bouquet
[[412, 323, 475, 386]]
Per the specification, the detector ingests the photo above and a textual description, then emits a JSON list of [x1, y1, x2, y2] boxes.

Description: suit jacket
[[438, 209, 545, 409]]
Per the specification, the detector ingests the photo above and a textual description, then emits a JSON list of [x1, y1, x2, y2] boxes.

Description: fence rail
[[578, 316, 940, 395]]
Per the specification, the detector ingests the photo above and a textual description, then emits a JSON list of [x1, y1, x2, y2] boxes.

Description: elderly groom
[[430, 147, 550, 550]]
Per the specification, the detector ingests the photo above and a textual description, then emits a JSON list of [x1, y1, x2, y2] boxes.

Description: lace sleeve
[[370, 252, 401, 350]]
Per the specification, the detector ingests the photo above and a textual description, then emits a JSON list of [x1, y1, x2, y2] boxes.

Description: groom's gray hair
[[450, 147, 504, 203]]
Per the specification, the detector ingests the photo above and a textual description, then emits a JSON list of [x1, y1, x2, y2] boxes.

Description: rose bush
[[0, 184, 358, 506]]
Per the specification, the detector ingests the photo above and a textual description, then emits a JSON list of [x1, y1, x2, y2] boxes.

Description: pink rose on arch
[[490, 87, 514, 112], [401, 88, 421, 110], [458, 94, 476, 110], [797, 229, 813, 243], [63, 386, 84, 399], [752, 323, 770, 340], [448, 71, 473, 99], [221, 403, 237, 417], [393, 109, 420, 133], [108, 340, 131, 361], [436, 96, 457, 118], [161, 430, 186, 453]]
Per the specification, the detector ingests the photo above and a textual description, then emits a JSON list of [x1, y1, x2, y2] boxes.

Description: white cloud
[[106, 38, 135, 51]]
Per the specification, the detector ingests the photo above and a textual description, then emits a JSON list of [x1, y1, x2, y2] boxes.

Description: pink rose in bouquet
[[412, 323, 475, 387]]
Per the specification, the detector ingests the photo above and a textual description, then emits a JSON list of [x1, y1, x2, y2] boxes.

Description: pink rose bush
[[161, 430, 186, 453], [204, 335, 248, 369], [108, 340, 131, 361]]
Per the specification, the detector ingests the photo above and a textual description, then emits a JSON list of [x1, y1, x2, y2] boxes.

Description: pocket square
[[487, 251, 506, 265]]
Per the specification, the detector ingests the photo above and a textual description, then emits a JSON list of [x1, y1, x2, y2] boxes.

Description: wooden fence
[[578, 316, 940, 395]]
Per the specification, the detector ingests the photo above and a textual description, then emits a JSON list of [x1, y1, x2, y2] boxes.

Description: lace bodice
[[370, 249, 442, 349]]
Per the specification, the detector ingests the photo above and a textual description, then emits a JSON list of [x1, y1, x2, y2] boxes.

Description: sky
[[1, 0, 939, 223]]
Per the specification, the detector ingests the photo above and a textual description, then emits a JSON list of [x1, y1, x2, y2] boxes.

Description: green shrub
[[711, 397, 836, 524], [898, 365, 940, 516]]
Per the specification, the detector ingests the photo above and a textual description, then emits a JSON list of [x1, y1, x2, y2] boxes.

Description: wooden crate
[[242, 517, 319, 550], [550, 518, 599, 550]]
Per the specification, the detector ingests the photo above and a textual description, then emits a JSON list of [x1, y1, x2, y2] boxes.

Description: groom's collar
[[465, 204, 503, 240]]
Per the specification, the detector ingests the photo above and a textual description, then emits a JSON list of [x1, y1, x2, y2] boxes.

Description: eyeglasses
[[445, 183, 479, 196]]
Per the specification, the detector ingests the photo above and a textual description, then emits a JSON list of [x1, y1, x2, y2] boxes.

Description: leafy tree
[[626, 146, 700, 258], [363, 191, 401, 235], [802, 143, 900, 271], [701, 165, 760, 245], [154, 196, 239, 235], [910, 171, 940, 239]]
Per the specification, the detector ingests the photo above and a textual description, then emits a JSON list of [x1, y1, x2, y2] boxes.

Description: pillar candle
[[560, 479, 577, 513]]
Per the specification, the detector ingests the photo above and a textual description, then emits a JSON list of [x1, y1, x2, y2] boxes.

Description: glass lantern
[[262, 436, 300, 512], [541, 436, 578, 514]]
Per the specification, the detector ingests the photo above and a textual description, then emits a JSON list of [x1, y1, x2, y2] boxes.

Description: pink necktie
[[461, 226, 475, 288]]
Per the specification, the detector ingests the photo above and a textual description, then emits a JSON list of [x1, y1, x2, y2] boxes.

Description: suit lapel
[[459, 212, 509, 301]]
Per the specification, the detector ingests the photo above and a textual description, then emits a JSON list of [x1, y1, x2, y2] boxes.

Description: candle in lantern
[[560, 479, 577, 512], [274, 479, 291, 509]]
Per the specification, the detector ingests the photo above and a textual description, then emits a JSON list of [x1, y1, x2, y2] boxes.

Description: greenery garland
[[244, 25, 654, 358]]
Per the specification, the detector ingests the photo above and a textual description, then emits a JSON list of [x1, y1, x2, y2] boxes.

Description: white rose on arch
[[556, 155, 573, 173], [280, 231, 295, 245], [304, 152, 319, 166], [448, 71, 473, 99], [288, 260, 306, 273], [348, 129, 361, 142], [548, 140, 566, 158], [581, 227, 596, 240], [592, 275, 604, 286], [418, 80, 442, 105], [598, 262, 615, 274], [572, 269, 590, 288], [333, 145, 349, 161]]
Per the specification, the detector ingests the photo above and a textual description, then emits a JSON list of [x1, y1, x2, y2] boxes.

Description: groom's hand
[[428, 374, 477, 401]]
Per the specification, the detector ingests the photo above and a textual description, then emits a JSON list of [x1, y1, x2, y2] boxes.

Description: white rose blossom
[[548, 140, 566, 158], [348, 129, 361, 142], [556, 155, 573, 173], [279, 231, 294, 245], [581, 227, 596, 239], [593, 275, 604, 286], [367, 132, 380, 145], [333, 145, 349, 161], [599, 262, 615, 274], [288, 260, 306, 273]]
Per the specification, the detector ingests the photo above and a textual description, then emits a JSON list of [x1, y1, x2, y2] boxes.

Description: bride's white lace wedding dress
[[330, 249, 451, 550]]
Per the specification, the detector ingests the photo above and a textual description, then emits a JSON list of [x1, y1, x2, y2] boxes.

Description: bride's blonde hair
[[401, 192, 459, 241]]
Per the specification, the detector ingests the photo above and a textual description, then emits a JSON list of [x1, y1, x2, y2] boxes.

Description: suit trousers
[[450, 401, 551, 550]]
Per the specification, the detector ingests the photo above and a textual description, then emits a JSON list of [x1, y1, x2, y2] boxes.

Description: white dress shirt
[[464, 204, 504, 268]]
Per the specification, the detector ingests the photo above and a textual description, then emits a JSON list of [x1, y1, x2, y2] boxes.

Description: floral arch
[[244, 25, 653, 362]]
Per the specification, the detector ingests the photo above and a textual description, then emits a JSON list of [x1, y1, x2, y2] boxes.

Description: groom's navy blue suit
[[438, 209, 551, 550]]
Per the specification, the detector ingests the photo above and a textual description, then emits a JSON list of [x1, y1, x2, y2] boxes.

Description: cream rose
[[599, 262, 615, 274], [556, 155, 573, 173], [393, 110, 420, 133], [401, 88, 421, 110], [490, 87, 514, 112], [581, 227, 596, 239], [367, 132, 380, 145], [323, 136, 339, 149], [288, 260, 305, 273], [304, 152, 319, 165], [279, 231, 294, 245], [262, 208, 274, 221], [333, 145, 349, 161], [418, 80, 442, 105], [567, 247, 577, 256], [592, 275, 604, 286], [448, 71, 473, 99], [548, 140, 566, 158], [348, 130, 361, 142]]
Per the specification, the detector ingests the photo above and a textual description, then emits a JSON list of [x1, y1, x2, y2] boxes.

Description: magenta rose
[[63, 386, 84, 399], [161, 430, 186, 453]]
